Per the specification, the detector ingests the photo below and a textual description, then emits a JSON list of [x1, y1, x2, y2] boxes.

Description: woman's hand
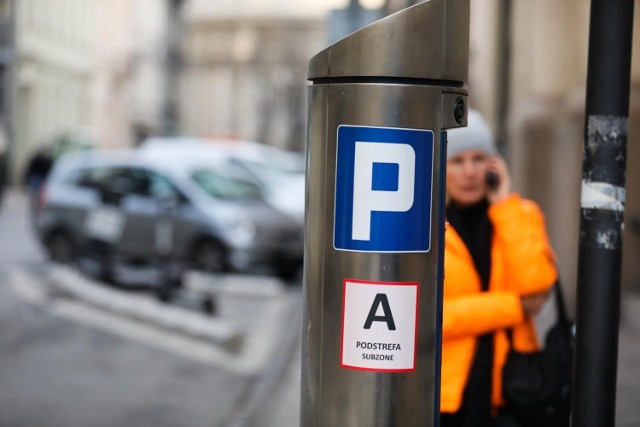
[[487, 155, 512, 205], [520, 291, 549, 317]]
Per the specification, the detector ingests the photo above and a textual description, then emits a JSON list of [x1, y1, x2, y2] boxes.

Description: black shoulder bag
[[502, 281, 573, 427]]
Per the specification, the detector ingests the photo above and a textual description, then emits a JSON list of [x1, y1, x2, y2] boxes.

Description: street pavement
[[0, 190, 301, 427], [0, 278, 251, 427], [617, 294, 640, 427]]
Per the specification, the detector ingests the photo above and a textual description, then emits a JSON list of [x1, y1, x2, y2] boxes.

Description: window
[[72, 167, 147, 196], [71, 167, 115, 189], [147, 170, 186, 202], [192, 169, 262, 201]]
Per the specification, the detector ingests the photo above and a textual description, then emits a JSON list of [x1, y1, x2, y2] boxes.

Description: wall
[[14, 0, 97, 180], [93, 0, 169, 149], [180, 14, 324, 151]]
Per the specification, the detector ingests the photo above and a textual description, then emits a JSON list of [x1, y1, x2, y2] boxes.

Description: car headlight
[[230, 218, 257, 246]]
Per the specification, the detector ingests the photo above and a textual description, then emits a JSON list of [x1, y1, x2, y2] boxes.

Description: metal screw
[[454, 97, 465, 124]]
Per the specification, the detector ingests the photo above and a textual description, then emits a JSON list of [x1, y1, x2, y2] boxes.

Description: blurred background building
[[94, 0, 175, 149], [179, 0, 326, 151], [3, 0, 640, 302], [12, 0, 183, 181], [13, 0, 96, 182]]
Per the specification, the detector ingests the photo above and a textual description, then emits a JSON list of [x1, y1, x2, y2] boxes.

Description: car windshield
[[191, 169, 262, 201], [234, 156, 304, 189]]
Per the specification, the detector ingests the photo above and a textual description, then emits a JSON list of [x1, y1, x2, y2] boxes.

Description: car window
[[69, 166, 148, 197], [63, 167, 91, 186], [72, 167, 118, 189], [120, 168, 149, 196], [231, 156, 305, 189], [147, 170, 186, 201], [191, 169, 262, 201]]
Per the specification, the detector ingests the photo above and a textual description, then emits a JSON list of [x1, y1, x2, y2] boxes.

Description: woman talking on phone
[[440, 110, 557, 427]]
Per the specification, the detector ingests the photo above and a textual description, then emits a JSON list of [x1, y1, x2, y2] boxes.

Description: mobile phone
[[486, 171, 500, 191]]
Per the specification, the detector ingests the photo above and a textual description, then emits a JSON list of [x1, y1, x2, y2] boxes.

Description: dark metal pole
[[572, 0, 634, 425], [494, 0, 512, 154]]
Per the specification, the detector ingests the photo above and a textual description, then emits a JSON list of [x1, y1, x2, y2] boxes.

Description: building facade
[[12, 0, 175, 181], [13, 0, 98, 182], [180, 1, 325, 151], [93, 0, 172, 149]]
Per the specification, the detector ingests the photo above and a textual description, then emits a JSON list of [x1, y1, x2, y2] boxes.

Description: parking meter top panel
[[308, 0, 469, 84]]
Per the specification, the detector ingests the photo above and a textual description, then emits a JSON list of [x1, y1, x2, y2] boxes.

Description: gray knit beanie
[[447, 109, 496, 159]]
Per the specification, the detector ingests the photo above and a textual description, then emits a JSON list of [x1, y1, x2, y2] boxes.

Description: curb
[[49, 265, 242, 350], [220, 290, 302, 427], [185, 271, 285, 298]]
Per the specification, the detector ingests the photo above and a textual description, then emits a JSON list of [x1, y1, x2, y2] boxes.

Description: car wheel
[[47, 231, 75, 264], [194, 240, 227, 273]]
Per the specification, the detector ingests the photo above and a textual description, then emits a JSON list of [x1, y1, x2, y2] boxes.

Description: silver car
[[140, 138, 306, 222], [35, 149, 304, 281]]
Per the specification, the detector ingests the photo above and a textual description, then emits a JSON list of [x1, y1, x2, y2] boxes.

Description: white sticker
[[341, 279, 419, 372]]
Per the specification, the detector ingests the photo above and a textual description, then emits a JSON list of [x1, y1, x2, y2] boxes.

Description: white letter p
[[352, 142, 415, 241]]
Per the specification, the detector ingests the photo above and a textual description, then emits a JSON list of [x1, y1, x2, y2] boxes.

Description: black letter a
[[363, 294, 396, 330]]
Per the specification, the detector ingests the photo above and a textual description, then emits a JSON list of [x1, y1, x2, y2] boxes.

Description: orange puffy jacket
[[440, 193, 557, 414]]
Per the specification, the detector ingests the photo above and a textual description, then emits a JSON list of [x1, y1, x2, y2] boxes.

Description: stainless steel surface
[[303, 84, 458, 427], [308, 0, 469, 82], [302, 0, 469, 425]]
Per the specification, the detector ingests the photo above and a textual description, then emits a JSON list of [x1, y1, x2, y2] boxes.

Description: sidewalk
[[616, 291, 640, 427]]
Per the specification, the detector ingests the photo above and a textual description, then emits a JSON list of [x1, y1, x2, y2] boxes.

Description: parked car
[[34, 149, 304, 281], [140, 138, 306, 222]]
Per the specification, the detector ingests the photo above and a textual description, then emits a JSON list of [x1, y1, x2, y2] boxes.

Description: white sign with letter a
[[340, 279, 419, 372]]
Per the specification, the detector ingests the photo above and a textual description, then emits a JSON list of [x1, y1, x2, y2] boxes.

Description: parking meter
[[301, 1, 469, 426]]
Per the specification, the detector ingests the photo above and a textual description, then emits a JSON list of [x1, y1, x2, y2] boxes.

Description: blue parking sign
[[334, 125, 434, 253]]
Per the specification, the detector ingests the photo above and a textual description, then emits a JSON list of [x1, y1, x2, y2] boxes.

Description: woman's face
[[446, 149, 491, 207]]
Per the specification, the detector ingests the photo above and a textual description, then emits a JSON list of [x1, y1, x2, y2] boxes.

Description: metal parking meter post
[[301, 1, 469, 426]]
